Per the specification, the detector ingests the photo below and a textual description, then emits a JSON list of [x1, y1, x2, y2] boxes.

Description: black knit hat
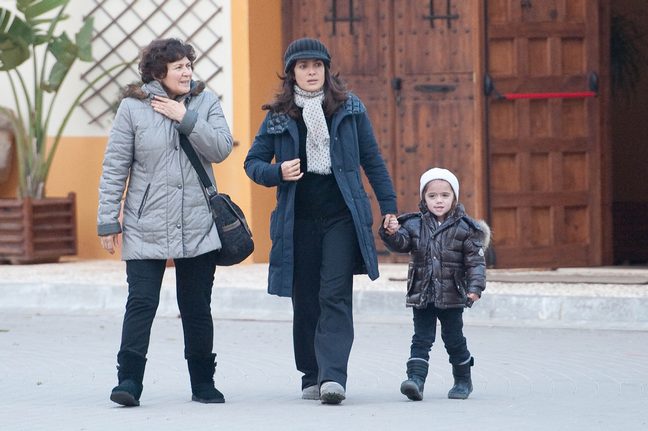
[[283, 38, 331, 73]]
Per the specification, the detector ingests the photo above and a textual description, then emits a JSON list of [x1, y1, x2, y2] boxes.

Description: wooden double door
[[485, 1, 605, 267], [283, 0, 605, 268], [284, 0, 483, 260]]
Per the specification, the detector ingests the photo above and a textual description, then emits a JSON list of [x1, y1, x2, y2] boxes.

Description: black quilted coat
[[245, 94, 397, 297], [379, 203, 489, 309]]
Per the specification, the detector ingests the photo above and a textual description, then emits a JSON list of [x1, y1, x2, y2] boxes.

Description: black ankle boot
[[400, 358, 429, 401], [110, 351, 147, 407], [448, 357, 474, 399], [187, 353, 225, 403]]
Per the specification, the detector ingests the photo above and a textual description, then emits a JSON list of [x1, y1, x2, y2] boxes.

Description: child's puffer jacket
[[379, 203, 490, 309]]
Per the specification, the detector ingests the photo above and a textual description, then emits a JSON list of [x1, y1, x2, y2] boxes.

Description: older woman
[[97, 38, 233, 406], [244, 38, 397, 404]]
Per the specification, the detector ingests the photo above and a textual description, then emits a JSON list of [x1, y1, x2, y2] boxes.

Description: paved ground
[[1, 260, 647, 430], [0, 311, 646, 431]]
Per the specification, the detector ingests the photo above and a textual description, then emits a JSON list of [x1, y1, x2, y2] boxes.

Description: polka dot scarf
[[294, 85, 331, 175]]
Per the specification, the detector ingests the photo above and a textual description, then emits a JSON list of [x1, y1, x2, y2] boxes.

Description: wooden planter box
[[0, 193, 77, 264]]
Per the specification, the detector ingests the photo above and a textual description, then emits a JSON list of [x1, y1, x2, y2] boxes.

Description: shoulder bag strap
[[178, 134, 217, 197]]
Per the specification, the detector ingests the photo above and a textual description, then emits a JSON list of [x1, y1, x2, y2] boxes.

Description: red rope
[[503, 91, 597, 100]]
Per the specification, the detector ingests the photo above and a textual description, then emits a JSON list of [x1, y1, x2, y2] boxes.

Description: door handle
[[392, 77, 403, 106], [403, 145, 417, 153], [414, 84, 456, 93]]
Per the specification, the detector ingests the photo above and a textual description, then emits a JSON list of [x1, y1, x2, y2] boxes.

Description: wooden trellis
[[79, 0, 226, 127]]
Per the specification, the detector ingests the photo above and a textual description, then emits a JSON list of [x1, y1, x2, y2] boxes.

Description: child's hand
[[383, 214, 400, 235], [466, 293, 480, 307]]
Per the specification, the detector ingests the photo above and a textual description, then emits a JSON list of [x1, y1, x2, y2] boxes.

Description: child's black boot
[[448, 356, 474, 399], [187, 353, 225, 403], [400, 358, 429, 401], [110, 350, 147, 407]]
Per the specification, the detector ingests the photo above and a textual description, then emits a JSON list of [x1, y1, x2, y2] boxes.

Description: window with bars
[[80, 0, 227, 127]]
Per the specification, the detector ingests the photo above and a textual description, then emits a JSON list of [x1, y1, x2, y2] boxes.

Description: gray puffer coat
[[97, 80, 233, 260], [379, 203, 490, 309]]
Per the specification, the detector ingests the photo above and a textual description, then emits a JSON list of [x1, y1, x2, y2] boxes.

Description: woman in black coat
[[244, 38, 397, 404]]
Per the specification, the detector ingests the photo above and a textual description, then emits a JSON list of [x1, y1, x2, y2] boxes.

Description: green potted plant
[[0, 0, 123, 263]]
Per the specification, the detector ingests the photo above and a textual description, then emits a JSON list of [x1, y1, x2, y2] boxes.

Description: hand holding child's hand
[[383, 214, 400, 235]]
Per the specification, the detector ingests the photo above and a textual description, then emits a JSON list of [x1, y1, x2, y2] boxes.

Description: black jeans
[[292, 211, 360, 390], [118, 250, 218, 360], [410, 305, 471, 365]]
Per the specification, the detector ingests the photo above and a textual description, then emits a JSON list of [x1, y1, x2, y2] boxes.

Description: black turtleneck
[[294, 114, 348, 220]]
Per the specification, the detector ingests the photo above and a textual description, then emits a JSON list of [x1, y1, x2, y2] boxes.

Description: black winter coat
[[245, 94, 397, 297], [379, 203, 488, 309]]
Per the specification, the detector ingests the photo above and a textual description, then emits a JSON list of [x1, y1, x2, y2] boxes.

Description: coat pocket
[[453, 272, 469, 303], [406, 262, 416, 296], [269, 209, 278, 240], [137, 183, 151, 220], [354, 190, 373, 227]]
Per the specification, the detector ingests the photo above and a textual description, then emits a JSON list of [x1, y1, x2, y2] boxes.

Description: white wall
[[0, 0, 233, 136]]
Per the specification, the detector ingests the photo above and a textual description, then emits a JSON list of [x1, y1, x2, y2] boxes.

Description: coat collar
[[422, 203, 466, 233], [121, 80, 206, 101], [141, 80, 168, 98], [266, 93, 366, 134]]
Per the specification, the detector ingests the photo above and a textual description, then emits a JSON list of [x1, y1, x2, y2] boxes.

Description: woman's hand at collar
[[151, 95, 187, 122]]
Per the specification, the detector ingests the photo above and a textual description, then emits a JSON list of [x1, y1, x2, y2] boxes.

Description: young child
[[379, 167, 490, 401]]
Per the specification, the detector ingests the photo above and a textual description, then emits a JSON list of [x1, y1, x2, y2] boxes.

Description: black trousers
[[118, 250, 218, 360], [292, 212, 360, 390], [410, 305, 471, 365]]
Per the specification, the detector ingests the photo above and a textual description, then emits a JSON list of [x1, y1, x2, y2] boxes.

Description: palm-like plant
[[0, 0, 122, 198]]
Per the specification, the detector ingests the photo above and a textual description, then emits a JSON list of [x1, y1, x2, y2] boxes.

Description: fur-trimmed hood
[[120, 80, 206, 101], [475, 219, 491, 250]]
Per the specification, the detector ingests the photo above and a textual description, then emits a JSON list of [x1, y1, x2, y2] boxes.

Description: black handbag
[[179, 134, 254, 266]]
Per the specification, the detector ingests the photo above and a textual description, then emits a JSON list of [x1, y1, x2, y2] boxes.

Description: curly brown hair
[[138, 38, 196, 83], [262, 66, 348, 118]]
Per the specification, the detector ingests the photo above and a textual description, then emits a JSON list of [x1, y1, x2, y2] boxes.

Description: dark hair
[[138, 38, 196, 83], [262, 65, 348, 118]]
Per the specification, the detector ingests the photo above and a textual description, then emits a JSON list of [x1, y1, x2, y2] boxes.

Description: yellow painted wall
[[232, 0, 283, 263], [48, 137, 114, 259]]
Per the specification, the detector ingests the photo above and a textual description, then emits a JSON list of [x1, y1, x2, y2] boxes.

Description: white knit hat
[[419, 167, 459, 200]]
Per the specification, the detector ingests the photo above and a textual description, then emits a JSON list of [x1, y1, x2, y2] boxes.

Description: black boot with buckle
[[110, 351, 147, 407], [448, 357, 474, 399], [400, 358, 429, 401], [187, 353, 225, 403]]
